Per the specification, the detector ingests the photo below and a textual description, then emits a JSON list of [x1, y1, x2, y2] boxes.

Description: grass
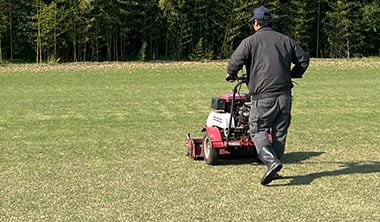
[[0, 59, 379, 221]]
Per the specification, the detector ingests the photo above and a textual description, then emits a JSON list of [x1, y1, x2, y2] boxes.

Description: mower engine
[[186, 75, 265, 165], [207, 93, 251, 137]]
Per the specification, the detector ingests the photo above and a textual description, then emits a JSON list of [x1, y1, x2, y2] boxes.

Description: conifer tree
[[0, 0, 8, 62]]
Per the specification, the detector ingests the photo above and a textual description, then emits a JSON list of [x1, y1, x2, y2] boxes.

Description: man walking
[[226, 6, 310, 185]]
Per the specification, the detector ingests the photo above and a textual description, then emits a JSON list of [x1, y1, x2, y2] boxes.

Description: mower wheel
[[203, 132, 219, 165]]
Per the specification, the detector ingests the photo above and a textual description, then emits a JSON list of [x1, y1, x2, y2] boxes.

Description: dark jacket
[[227, 27, 310, 99]]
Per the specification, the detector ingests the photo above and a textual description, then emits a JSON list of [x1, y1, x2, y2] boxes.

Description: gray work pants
[[249, 94, 292, 159]]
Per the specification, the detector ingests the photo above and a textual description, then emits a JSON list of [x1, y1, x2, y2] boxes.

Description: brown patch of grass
[[1, 58, 380, 74], [310, 58, 380, 69], [0, 61, 229, 73]]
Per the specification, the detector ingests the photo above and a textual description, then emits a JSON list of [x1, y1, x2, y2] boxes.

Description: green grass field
[[1, 60, 379, 221]]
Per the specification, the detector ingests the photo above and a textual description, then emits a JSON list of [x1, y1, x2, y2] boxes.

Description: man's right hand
[[225, 73, 237, 82]]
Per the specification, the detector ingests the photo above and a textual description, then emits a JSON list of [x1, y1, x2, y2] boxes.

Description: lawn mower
[[186, 74, 271, 165]]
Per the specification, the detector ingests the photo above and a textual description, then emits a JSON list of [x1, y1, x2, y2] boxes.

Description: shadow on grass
[[217, 151, 324, 166], [217, 151, 380, 187], [217, 155, 261, 166], [281, 151, 325, 164], [273, 158, 380, 187]]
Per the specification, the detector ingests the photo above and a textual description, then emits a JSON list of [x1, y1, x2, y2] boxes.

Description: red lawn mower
[[186, 74, 271, 165]]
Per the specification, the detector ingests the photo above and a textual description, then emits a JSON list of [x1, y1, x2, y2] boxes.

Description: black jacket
[[227, 27, 310, 99]]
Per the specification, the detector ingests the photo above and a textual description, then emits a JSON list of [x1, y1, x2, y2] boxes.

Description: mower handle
[[233, 74, 248, 89], [226, 74, 248, 141], [226, 74, 248, 83]]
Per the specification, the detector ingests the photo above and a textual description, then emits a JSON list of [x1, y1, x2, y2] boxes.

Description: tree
[[40, 0, 59, 62], [119, 0, 141, 60], [0, 0, 379, 62], [33, 0, 43, 63], [58, 0, 82, 62], [288, 1, 316, 52], [92, 0, 120, 61], [0, 0, 8, 62], [203, 0, 228, 59], [361, 0, 380, 56], [159, 0, 192, 60], [324, 0, 362, 58], [220, 0, 254, 59]]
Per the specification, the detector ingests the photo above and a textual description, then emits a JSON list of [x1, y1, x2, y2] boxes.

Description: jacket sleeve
[[227, 39, 250, 76], [291, 41, 310, 78]]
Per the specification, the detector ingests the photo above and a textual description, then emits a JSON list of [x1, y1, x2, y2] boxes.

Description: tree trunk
[[83, 44, 86, 62], [36, 0, 38, 63], [114, 31, 118, 61], [96, 31, 99, 61], [150, 34, 153, 60], [73, 20, 77, 62], [36, 0, 42, 63], [95, 24, 99, 61], [316, 0, 321, 58], [107, 36, 111, 61], [120, 34, 124, 60], [165, 30, 168, 59], [9, 10, 13, 61], [0, 34, 2, 62], [53, 0, 57, 62]]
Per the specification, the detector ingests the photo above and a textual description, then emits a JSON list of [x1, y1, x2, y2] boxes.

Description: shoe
[[261, 162, 282, 185], [258, 146, 283, 185]]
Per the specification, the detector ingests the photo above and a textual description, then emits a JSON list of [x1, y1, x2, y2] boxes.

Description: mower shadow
[[217, 155, 261, 166]]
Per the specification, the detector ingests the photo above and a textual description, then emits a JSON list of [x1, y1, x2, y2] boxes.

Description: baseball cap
[[248, 6, 273, 24]]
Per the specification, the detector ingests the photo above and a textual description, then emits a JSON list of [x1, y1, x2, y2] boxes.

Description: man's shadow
[[273, 151, 380, 186], [281, 151, 325, 164], [220, 151, 380, 186], [219, 151, 325, 166]]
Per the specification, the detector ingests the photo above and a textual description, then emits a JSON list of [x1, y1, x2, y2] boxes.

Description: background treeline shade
[[0, 0, 379, 63]]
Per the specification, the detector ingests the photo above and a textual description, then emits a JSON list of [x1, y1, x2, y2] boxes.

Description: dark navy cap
[[248, 6, 273, 23]]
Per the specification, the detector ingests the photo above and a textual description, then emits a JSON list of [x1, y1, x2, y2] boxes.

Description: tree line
[[0, 0, 379, 63]]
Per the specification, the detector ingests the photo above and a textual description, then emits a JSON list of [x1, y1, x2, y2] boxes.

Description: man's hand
[[291, 66, 304, 78], [225, 73, 237, 82]]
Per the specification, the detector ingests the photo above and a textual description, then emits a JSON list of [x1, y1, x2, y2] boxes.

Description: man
[[226, 6, 309, 185]]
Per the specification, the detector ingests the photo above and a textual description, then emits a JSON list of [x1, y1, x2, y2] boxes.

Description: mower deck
[[186, 133, 257, 160]]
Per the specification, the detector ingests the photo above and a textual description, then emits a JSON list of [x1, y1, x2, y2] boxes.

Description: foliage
[[0, 0, 379, 62], [0, 0, 9, 62], [138, 41, 148, 61], [361, 0, 380, 56], [189, 37, 213, 61], [324, 0, 361, 58]]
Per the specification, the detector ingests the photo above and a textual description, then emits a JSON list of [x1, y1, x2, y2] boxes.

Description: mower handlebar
[[233, 74, 247, 89], [226, 74, 247, 83], [237, 74, 247, 83]]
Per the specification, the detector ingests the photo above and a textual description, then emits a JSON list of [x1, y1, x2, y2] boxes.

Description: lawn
[[0, 59, 379, 221]]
